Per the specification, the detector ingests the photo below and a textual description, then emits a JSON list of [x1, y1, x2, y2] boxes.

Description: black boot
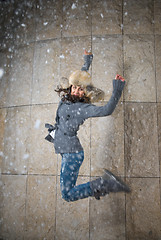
[[90, 169, 130, 200]]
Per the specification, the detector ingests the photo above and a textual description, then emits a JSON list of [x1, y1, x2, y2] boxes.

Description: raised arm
[[81, 76, 125, 118], [81, 50, 93, 71]]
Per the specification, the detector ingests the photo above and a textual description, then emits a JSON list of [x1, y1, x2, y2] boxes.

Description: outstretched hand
[[84, 50, 92, 55], [115, 74, 125, 82]]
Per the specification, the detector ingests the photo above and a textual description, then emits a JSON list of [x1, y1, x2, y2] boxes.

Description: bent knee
[[61, 193, 71, 202], [62, 197, 71, 202]]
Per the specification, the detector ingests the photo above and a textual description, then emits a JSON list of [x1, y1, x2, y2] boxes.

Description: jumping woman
[[45, 50, 130, 201]]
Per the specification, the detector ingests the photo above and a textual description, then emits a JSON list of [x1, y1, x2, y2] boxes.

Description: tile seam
[[156, 105, 161, 211], [0, 102, 59, 110], [2, 33, 160, 50], [122, 0, 128, 239], [54, 154, 59, 240], [153, 0, 161, 210], [89, 0, 92, 238], [1, 101, 161, 110], [1, 173, 159, 179]]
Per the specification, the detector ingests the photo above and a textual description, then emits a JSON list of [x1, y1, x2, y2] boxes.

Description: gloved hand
[[45, 123, 55, 133], [45, 123, 56, 143], [113, 75, 126, 98], [84, 50, 92, 55]]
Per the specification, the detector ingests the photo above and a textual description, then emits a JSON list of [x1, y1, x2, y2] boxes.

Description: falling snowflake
[[0, 151, 4, 157], [100, 13, 104, 18], [23, 154, 29, 160], [0, 68, 4, 79], [59, 54, 65, 59], [21, 23, 26, 27], [71, 3, 77, 9], [34, 119, 41, 129]]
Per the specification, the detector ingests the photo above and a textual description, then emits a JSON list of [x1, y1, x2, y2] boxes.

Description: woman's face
[[71, 85, 85, 98]]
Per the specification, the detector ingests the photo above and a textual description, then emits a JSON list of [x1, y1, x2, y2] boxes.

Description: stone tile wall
[[0, 0, 161, 239]]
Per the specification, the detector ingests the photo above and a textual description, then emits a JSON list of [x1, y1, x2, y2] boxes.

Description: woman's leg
[[60, 151, 130, 202], [60, 151, 92, 202]]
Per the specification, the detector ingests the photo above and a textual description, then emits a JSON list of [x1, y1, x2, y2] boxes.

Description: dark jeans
[[60, 151, 92, 202]]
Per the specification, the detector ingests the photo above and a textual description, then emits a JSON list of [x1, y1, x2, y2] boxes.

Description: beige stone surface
[[123, 0, 153, 34], [0, 38, 13, 51], [0, 175, 2, 231], [6, 44, 34, 107], [13, 1, 35, 45], [90, 192, 126, 240], [92, 35, 123, 101], [0, 108, 6, 173], [0, 1, 14, 49], [155, 35, 161, 102], [92, 0, 122, 35], [56, 176, 89, 240], [62, 0, 91, 37], [126, 178, 161, 240], [32, 40, 60, 105], [158, 103, 161, 177], [61, 36, 91, 79], [124, 35, 156, 102], [125, 103, 159, 177], [0, 0, 161, 239], [28, 104, 58, 175], [2, 106, 30, 174], [0, 50, 10, 107], [91, 104, 124, 176], [0, 175, 26, 240], [35, 0, 62, 41], [154, 0, 161, 34], [25, 175, 56, 239]]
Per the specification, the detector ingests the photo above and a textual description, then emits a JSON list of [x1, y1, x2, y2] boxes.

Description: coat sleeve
[[81, 54, 93, 71], [81, 79, 125, 118]]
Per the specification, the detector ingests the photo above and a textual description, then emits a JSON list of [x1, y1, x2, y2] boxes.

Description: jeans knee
[[61, 192, 71, 202]]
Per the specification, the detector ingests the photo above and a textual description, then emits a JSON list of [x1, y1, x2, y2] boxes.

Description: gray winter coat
[[52, 79, 125, 154]]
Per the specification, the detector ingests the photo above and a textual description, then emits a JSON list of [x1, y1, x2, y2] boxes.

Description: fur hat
[[55, 77, 69, 90], [69, 70, 91, 87], [55, 71, 104, 103], [86, 85, 104, 103]]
